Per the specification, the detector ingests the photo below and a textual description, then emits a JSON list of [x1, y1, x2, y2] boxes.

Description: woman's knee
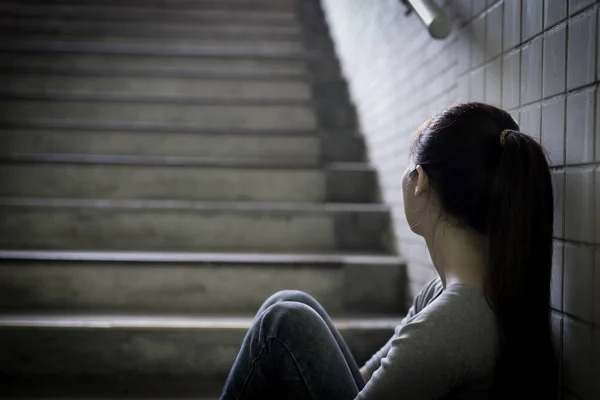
[[262, 289, 319, 310], [261, 301, 324, 332]]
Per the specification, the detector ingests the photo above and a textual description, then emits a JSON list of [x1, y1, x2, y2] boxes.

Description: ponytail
[[485, 131, 558, 398], [412, 103, 560, 398]]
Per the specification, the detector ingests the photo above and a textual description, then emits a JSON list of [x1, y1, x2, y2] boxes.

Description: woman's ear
[[414, 165, 429, 196]]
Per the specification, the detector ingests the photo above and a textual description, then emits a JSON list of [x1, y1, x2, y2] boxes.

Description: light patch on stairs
[[0, 314, 401, 331], [0, 100, 318, 130]]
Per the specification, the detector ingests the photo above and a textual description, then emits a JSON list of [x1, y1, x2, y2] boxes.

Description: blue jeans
[[220, 290, 366, 400]]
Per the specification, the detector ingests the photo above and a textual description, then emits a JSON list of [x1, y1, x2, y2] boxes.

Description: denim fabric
[[220, 290, 366, 400]]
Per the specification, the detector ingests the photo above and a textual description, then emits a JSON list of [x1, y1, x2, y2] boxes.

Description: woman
[[220, 102, 559, 400]]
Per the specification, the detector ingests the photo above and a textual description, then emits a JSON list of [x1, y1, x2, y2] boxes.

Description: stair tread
[[0, 3, 299, 22], [0, 39, 315, 59], [11, 0, 297, 10], [0, 36, 306, 55], [0, 197, 389, 212], [1, 31, 304, 45], [0, 72, 314, 101], [0, 153, 370, 169], [0, 63, 313, 81], [0, 313, 403, 330], [0, 52, 315, 80], [0, 18, 304, 42], [0, 91, 313, 106], [0, 199, 391, 253], [0, 249, 403, 264], [0, 120, 358, 137]]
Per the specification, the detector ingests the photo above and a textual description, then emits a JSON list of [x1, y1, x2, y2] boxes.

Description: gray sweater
[[357, 278, 498, 400]]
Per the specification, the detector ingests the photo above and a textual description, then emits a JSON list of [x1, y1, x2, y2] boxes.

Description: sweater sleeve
[[355, 284, 498, 400], [362, 277, 442, 375], [356, 311, 458, 400], [363, 336, 394, 374]]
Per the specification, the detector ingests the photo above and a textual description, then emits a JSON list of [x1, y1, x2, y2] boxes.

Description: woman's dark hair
[[410, 102, 558, 398]]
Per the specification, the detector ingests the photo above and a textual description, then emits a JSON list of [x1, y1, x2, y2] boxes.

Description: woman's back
[[358, 278, 498, 400]]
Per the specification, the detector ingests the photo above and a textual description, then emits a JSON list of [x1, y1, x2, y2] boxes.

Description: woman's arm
[[360, 366, 373, 382], [360, 278, 443, 380], [360, 336, 393, 380]]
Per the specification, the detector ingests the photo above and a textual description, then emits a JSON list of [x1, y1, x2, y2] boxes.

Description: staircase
[[0, 0, 406, 397]]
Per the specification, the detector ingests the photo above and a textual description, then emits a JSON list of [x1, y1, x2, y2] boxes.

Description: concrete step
[[0, 156, 377, 203], [0, 3, 300, 26], [0, 251, 406, 314], [0, 199, 392, 253], [0, 17, 304, 41], [0, 37, 312, 59], [0, 35, 307, 56], [0, 99, 317, 130], [0, 52, 310, 79], [0, 129, 320, 160], [0, 128, 364, 162], [0, 313, 399, 385], [0, 37, 318, 59], [0, 73, 312, 101], [12, 0, 299, 12], [3, 379, 223, 399]]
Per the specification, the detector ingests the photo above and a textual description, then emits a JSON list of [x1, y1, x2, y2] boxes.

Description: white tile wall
[[563, 243, 594, 321], [551, 310, 563, 387], [521, 38, 544, 104], [563, 317, 593, 399], [565, 89, 595, 165], [485, 58, 503, 105], [552, 241, 564, 311], [503, 0, 522, 50], [543, 26, 567, 98], [564, 168, 595, 243], [594, 247, 600, 324], [520, 103, 542, 140], [546, 0, 568, 28], [542, 98, 566, 166], [473, 0, 488, 16], [470, 67, 486, 101], [471, 15, 486, 68], [570, 0, 597, 16], [502, 51, 521, 108], [596, 91, 600, 162], [322, 0, 599, 397], [567, 10, 597, 90], [596, 168, 600, 244], [486, 3, 503, 61], [593, 325, 600, 399], [552, 170, 566, 238], [523, 0, 544, 40]]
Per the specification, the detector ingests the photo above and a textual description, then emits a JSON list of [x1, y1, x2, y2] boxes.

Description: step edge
[[0, 250, 404, 265], [0, 22, 304, 39], [0, 197, 390, 212], [0, 92, 315, 106], [0, 121, 361, 138], [0, 153, 373, 171], [0, 314, 403, 330], [11, 0, 299, 5], [0, 5, 299, 22], [5, 0, 299, 11], [0, 41, 320, 60], [0, 65, 316, 82]]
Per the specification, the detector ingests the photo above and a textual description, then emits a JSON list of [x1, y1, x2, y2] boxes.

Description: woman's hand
[[360, 366, 372, 382]]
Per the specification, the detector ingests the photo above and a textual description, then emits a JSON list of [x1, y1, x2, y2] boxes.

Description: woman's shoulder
[[414, 283, 498, 353], [413, 277, 445, 311], [407, 279, 498, 341], [406, 281, 498, 349], [400, 285, 499, 377]]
